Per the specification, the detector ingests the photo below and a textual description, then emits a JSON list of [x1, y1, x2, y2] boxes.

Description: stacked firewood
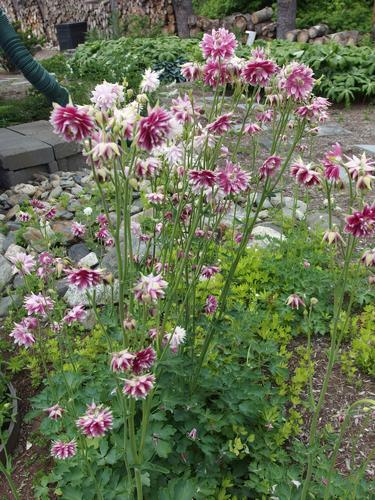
[[188, 7, 276, 41], [286, 25, 360, 46]]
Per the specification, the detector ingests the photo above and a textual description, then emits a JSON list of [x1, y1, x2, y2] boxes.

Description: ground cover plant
[[0, 28, 374, 498]]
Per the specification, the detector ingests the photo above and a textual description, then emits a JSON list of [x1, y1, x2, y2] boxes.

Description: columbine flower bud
[[123, 316, 136, 330], [310, 297, 318, 305], [136, 93, 148, 105], [322, 229, 344, 245]]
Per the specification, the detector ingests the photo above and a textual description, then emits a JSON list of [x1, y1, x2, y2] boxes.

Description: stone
[[283, 197, 307, 213], [68, 243, 91, 263], [0, 295, 21, 317], [7, 194, 29, 206], [63, 281, 119, 307], [57, 209, 74, 220], [0, 255, 13, 290], [67, 199, 82, 212], [71, 185, 83, 195], [3, 232, 16, 251], [355, 144, 375, 155], [56, 278, 70, 297], [51, 220, 74, 244], [23, 227, 46, 252], [13, 274, 25, 288], [247, 225, 285, 249], [13, 183, 37, 196], [0, 233, 6, 254], [78, 252, 99, 268], [6, 222, 21, 231], [306, 212, 340, 231], [317, 123, 351, 137], [5, 204, 20, 220], [5, 243, 26, 261], [49, 186, 63, 199], [258, 210, 269, 220], [81, 310, 97, 330]]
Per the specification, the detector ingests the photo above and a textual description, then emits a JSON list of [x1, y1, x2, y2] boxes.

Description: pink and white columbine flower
[[132, 346, 157, 374], [200, 265, 220, 280], [181, 62, 203, 81], [24, 293, 54, 316], [50, 104, 94, 142], [203, 60, 232, 88], [123, 373, 155, 399], [345, 153, 375, 190], [279, 62, 314, 100], [189, 170, 217, 192], [164, 326, 186, 352], [97, 214, 108, 227], [290, 159, 320, 187], [9, 322, 35, 348], [256, 109, 273, 123], [171, 94, 195, 124], [361, 249, 375, 267], [241, 58, 278, 87], [323, 143, 342, 181], [286, 294, 305, 309], [207, 113, 232, 135], [30, 198, 46, 211], [146, 192, 165, 205], [90, 81, 124, 111], [71, 221, 86, 238], [63, 305, 86, 325], [140, 68, 160, 93], [200, 28, 237, 60], [51, 439, 77, 460], [344, 205, 375, 238], [111, 350, 135, 372], [245, 122, 261, 135], [39, 251, 54, 267], [134, 273, 168, 303], [45, 404, 64, 420], [76, 403, 113, 438], [89, 139, 120, 162], [296, 96, 330, 121], [17, 211, 31, 222], [96, 227, 110, 240], [322, 229, 344, 245], [216, 160, 249, 195], [137, 107, 173, 152], [9, 252, 36, 275], [205, 295, 218, 315], [65, 268, 103, 289], [259, 155, 282, 179]]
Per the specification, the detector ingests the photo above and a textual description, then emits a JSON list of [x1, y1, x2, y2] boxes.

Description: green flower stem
[[300, 235, 356, 499], [0, 447, 19, 500]]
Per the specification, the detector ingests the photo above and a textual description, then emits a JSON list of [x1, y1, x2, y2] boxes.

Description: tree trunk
[[172, 0, 193, 38], [373, 0, 375, 41], [277, 0, 297, 39], [251, 7, 273, 25]]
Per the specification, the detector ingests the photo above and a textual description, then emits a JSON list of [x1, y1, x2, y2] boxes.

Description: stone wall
[[0, 0, 176, 43]]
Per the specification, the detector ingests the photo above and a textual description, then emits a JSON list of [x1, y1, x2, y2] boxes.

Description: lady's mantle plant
[[6, 28, 375, 498]]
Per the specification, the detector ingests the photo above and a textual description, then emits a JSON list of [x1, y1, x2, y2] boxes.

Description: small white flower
[[83, 207, 93, 216], [291, 480, 301, 489], [140, 69, 161, 93]]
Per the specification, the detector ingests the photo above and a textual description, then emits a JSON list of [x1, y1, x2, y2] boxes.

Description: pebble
[[78, 252, 99, 268], [0, 255, 13, 290], [13, 183, 37, 196], [5, 243, 26, 261], [68, 243, 91, 263]]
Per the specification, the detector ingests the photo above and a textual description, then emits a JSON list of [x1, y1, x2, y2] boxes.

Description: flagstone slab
[[317, 123, 352, 136], [354, 144, 375, 154]]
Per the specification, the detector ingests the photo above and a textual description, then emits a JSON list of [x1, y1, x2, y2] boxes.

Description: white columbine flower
[[140, 69, 161, 93], [83, 207, 93, 216]]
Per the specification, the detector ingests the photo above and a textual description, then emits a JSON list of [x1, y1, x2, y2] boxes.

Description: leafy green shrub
[[192, 0, 267, 18], [69, 36, 199, 90], [0, 21, 45, 72]]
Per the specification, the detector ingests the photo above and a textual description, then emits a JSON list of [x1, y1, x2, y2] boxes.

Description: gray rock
[[81, 310, 96, 330], [0, 233, 6, 254], [78, 252, 98, 268], [71, 185, 83, 196], [247, 225, 285, 249], [49, 186, 63, 199], [7, 194, 29, 207], [57, 210, 74, 220], [283, 197, 307, 213], [0, 255, 14, 290], [6, 222, 21, 231], [306, 212, 340, 231], [68, 243, 91, 263], [13, 183, 37, 196], [13, 274, 25, 288], [63, 281, 119, 307], [0, 295, 21, 317], [5, 204, 20, 220], [5, 243, 26, 261], [258, 210, 269, 220], [3, 232, 16, 251], [56, 278, 70, 297]]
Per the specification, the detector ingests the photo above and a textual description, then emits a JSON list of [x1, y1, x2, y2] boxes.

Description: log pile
[[0, 0, 176, 44], [285, 24, 360, 46], [188, 7, 276, 41]]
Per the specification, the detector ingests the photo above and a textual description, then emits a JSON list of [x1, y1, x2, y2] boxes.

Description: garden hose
[[0, 8, 69, 106]]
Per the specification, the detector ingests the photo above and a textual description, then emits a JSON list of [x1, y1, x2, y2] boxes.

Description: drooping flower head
[[344, 205, 375, 238], [290, 159, 320, 187], [181, 62, 203, 81], [51, 439, 77, 460], [171, 94, 196, 124], [50, 104, 94, 143], [203, 60, 233, 88], [65, 268, 103, 289], [9, 252, 36, 275], [322, 229, 344, 245], [17, 211, 31, 222], [259, 155, 282, 179], [134, 273, 168, 303], [189, 170, 217, 192], [111, 350, 135, 372], [207, 113, 232, 135], [200, 265, 220, 280], [216, 160, 249, 195], [63, 305, 86, 325], [241, 58, 278, 87], [123, 373, 155, 399], [345, 153, 375, 190], [323, 143, 342, 181], [137, 107, 173, 152], [140, 68, 160, 93], [244, 122, 261, 135], [286, 294, 305, 310], [9, 322, 35, 348], [361, 249, 375, 267], [205, 295, 218, 315], [45, 404, 64, 420], [132, 346, 157, 374], [76, 403, 113, 438], [200, 28, 237, 60], [279, 62, 315, 100], [91, 81, 124, 111], [24, 293, 54, 316], [71, 222, 86, 238], [164, 326, 186, 352]]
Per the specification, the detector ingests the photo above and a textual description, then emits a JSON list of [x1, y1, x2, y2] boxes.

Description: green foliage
[[342, 305, 375, 377], [69, 36, 199, 90], [0, 21, 45, 72], [192, 0, 267, 18]]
